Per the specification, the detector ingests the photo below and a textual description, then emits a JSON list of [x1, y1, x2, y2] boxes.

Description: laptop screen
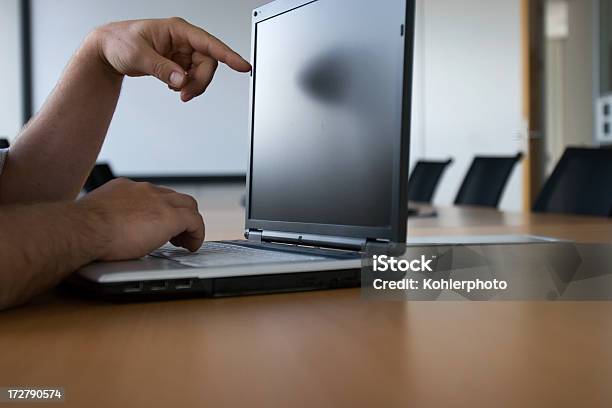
[[248, 0, 410, 234]]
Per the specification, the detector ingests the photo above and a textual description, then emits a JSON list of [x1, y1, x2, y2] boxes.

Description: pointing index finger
[[174, 19, 251, 73]]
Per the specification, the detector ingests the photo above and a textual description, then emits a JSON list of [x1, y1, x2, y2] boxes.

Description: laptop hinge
[[364, 238, 405, 256], [246, 230, 403, 253], [247, 230, 366, 251], [245, 229, 263, 242]]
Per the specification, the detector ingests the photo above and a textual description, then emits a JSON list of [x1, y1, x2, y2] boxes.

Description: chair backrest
[[0, 138, 9, 149], [533, 147, 612, 216], [454, 153, 523, 208], [407, 159, 453, 203], [84, 163, 116, 192]]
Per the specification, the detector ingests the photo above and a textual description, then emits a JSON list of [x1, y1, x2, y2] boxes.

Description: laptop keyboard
[[150, 241, 334, 268]]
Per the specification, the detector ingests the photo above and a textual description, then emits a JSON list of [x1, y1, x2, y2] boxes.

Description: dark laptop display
[[246, 0, 413, 243]]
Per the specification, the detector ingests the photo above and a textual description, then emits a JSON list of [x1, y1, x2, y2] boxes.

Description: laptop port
[[173, 279, 193, 290], [146, 280, 168, 291], [123, 282, 143, 293]]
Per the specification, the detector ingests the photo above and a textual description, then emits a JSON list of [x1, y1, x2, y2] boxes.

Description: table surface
[[2, 189, 612, 407]]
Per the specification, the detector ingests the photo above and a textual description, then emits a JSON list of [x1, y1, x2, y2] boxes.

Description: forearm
[[0, 202, 108, 310], [0, 31, 123, 204]]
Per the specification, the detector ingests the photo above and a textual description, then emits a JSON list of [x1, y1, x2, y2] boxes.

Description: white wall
[[32, 0, 525, 209], [0, 0, 23, 141], [411, 0, 525, 211], [32, 0, 266, 176]]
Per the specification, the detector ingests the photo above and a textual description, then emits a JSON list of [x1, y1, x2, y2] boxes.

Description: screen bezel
[[244, 0, 414, 244]]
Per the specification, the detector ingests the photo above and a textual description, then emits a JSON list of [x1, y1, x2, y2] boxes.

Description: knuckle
[[152, 60, 170, 79], [169, 16, 187, 25], [92, 22, 116, 36], [185, 195, 198, 209], [138, 181, 156, 192], [131, 20, 148, 32], [113, 177, 130, 186]]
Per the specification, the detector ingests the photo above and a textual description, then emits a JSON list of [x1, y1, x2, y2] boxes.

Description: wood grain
[[1, 204, 612, 407]]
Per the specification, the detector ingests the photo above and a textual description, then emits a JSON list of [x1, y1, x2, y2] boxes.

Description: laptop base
[[65, 267, 361, 301]]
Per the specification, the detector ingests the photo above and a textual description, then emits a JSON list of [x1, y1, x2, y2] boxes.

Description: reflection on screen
[[250, 0, 406, 228]]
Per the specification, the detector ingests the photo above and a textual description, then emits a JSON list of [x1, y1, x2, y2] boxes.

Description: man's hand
[[77, 178, 205, 261], [0, 179, 205, 310], [91, 17, 251, 102], [0, 17, 249, 204]]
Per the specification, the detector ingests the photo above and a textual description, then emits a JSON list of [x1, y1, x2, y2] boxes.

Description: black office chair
[[533, 147, 612, 216], [407, 158, 453, 203], [454, 153, 523, 208], [84, 163, 116, 192], [0, 138, 9, 149]]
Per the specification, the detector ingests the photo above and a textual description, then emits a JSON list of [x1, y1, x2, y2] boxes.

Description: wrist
[[70, 200, 114, 262], [82, 27, 124, 81]]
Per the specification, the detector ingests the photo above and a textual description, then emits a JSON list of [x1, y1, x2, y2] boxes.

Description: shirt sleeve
[[0, 148, 8, 175]]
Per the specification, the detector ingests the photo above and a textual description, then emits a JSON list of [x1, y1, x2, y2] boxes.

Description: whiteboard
[[31, 0, 265, 175], [0, 0, 23, 140]]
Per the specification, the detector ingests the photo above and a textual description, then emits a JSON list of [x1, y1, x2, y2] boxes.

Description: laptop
[[71, 0, 415, 297]]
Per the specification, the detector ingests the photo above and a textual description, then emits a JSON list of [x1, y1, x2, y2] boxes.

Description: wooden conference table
[[1, 188, 612, 407]]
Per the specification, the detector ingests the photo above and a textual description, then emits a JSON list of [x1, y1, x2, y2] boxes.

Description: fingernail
[[170, 71, 184, 87]]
